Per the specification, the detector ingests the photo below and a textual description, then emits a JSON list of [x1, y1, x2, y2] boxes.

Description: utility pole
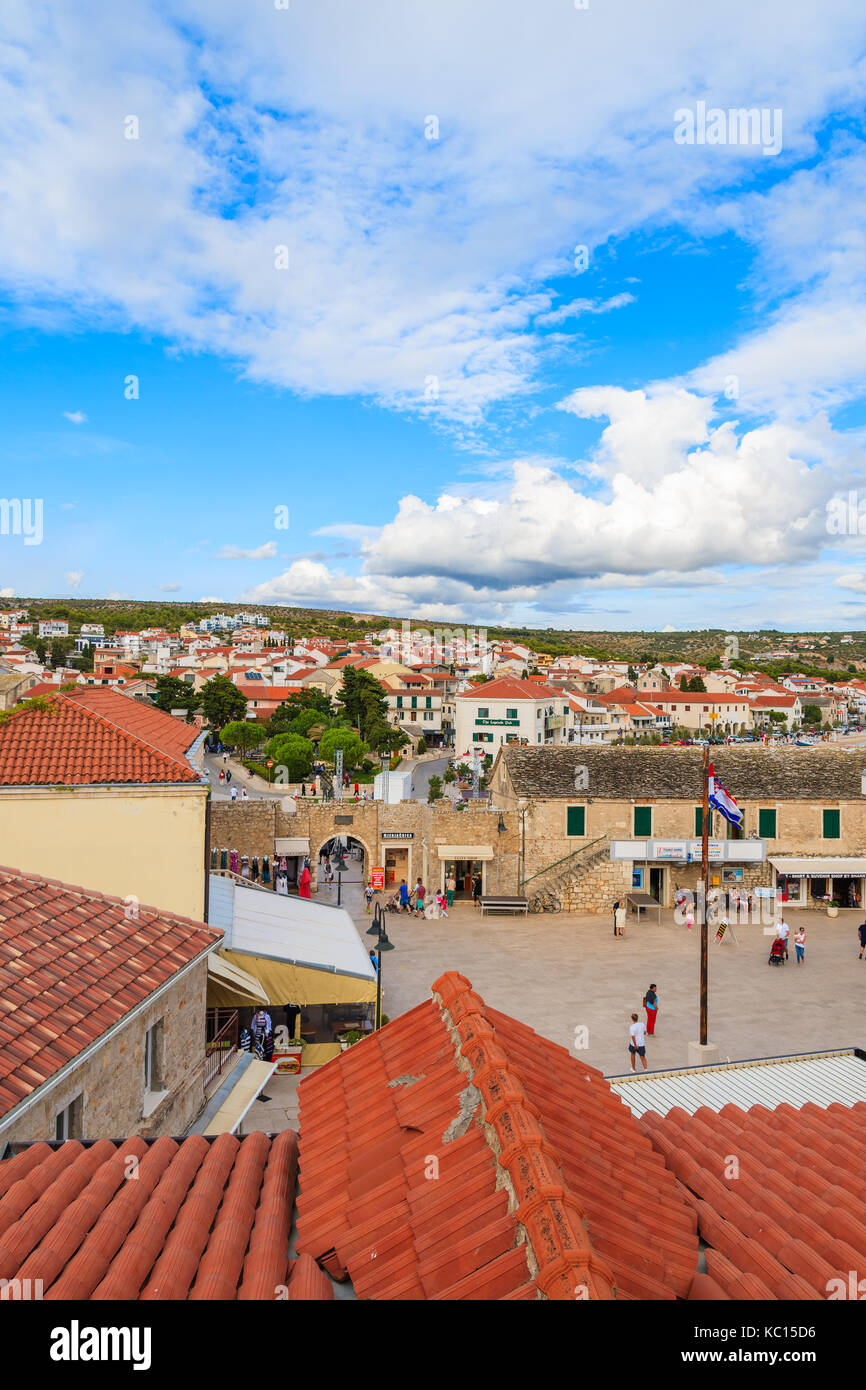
[[700, 742, 709, 1046]]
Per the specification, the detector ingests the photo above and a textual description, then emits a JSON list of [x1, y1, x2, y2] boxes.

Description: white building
[[455, 677, 572, 753], [38, 620, 69, 637]]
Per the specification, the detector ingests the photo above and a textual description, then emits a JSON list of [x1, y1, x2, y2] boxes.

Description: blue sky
[[2, 0, 866, 631]]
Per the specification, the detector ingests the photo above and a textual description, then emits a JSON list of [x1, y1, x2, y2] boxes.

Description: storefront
[[437, 844, 495, 896], [380, 830, 414, 886], [771, 857, 866, 908], [611, 838, 767, 907]]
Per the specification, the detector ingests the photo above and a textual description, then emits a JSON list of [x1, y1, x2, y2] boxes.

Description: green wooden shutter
[[567, 806, 586, 837]]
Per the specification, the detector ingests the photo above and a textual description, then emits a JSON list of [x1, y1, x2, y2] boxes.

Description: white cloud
[[535, 293, 635, 327], [218, 541, 278, 560], [1, 2, 864, 424], [64, 570, 84, 589], [0, 587, 15, 598], [159, 582, 181, 591], [62, 410, 87, 424], [107, 590, 131, 599]]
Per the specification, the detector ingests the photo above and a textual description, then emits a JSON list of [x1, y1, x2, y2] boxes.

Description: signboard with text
[[371, 867, 385, 890]]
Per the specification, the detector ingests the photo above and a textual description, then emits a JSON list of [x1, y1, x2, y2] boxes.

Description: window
[[633, 806, 652, 837], [144, 1019, 164, 1093], [478, 707, 489, 717], [425, 696, 431, 709], [536, 709, 542, 718], [758, 808, 777, 839], [506, 707, 518, 719], [55, 1094, 83, 1141], [694, 807, 713, 835], [396, 696, 403, 708], [823, 809, 841, 839], [567, 806, 586, 837], [472, 732, 493, 743]]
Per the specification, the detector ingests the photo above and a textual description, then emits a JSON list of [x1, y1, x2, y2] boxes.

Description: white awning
[[436, 844, 495, 859], [770, 857, 866, 875], [274, 836, 310, 855], [198, 1059, 277, 1135]]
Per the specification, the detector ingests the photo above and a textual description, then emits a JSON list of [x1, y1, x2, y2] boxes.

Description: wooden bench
[[479, 895, 529, 916]]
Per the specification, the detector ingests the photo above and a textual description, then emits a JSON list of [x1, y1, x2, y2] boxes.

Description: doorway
[[649, 866, 664, 902], [444, 859, 482, 898]]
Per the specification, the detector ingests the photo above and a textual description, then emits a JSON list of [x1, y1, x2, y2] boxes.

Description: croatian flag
[[708, 762, 743, 827]]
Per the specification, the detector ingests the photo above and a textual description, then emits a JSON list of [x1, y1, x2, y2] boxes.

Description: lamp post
[[366, 904, 395, 1030], [334, 845, 348, 907]]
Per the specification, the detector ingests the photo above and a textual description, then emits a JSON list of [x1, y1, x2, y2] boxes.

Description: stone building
[[0, 867, 220, 1146], [490, 744, 866, 913], [209, 797, 520, 900]]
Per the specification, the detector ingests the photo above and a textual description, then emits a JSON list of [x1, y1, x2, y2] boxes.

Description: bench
[[479, 895, 529, 916]]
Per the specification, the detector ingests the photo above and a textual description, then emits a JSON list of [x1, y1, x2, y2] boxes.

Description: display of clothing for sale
[[230, 850, 239, 875], [262, 855, 270, 883], [251, 856, 259, 880], [239, 1027, 252, 1052], [240, 855, 250, 879], [278, 856, 288, 872], [276, 873, 289, 895], [220, 848, 228, 870]]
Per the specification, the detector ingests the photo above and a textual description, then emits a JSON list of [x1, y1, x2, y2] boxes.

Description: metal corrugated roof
[[609, 1049, 866, 1117]]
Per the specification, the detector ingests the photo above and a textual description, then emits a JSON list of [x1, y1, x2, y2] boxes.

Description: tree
[[221, 720, 266, 753], [318, 726, 368, 770], [688, 676, 707, 692], [416, 736, 427, 754], [266, 734, 315, 781], [154, 675, 197, 715], [338, 667, 389, 741], [679, 675, 689, 691], [427, 774, 443, 803], [627, 666, 638, 684], [802, 704, 822, 724], [266, 689, 333, 736], [200, 674, 248, 731], [443, 767, 456, 784], [34, 639, 47, 664], [366, 722, 408, 757], [288, 708, 324, 737]]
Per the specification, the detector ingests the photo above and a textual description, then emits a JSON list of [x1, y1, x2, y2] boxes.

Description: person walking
[[413, 878, 426, 917], [776, 915, 790, 960], [218, 769, 225, 785], [858, 918, 866, 959], [364, 883, 374, 914], [446, 872, 456, 910], [241, 787, 248, 800], [231, 785, 238, 801], [794, 925, 806, 966], [354, 780, 359, 797], [629, 1014, 648, 1072], [226, 769, 232, 784], [398, 879, 410, 913], [614, 902, 626, 938], [612, 899, 620, 937], [301, 782, 306, 797], [643, 983, 659, 1035], [472, 872, 482, 908], [684, 902, 694, 932]]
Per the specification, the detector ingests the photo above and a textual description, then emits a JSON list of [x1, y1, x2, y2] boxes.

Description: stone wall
[[0, 959, 209, 1146], [209, 798, 520, 895]]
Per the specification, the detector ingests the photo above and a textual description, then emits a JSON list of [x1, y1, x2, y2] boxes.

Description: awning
[[219, 948, 377, 1007], [770, 857, 866, 876], [206, 951, 269, 1007], [275, 836, 310, 855], [197, 1058, 277, 1136], [436, 844, 495, 859]]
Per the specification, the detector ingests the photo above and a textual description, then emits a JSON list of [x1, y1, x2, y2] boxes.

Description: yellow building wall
[[0, 787, 207, 920]]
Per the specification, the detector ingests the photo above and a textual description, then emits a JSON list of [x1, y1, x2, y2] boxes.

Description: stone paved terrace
[[242, 886, 866, 1135]]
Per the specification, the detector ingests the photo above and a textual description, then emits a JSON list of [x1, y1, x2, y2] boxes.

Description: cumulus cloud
[[62, 410, 87, 424], [159, 583, 181, 591], [218, 541, 277, 560], [64, 570, 84, 589]]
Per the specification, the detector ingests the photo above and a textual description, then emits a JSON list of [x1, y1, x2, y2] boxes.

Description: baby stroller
[[384, 890, 402, 913], [768, 937, 786, 966]]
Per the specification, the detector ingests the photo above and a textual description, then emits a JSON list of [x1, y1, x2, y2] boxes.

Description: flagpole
[[700, 742, 709, 1046]]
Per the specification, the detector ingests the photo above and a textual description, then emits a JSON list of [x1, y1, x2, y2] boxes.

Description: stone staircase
[[525, 837, 617, 913]]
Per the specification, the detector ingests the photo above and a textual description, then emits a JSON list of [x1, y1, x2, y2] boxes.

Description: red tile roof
[[294, 972, 698, 1299], [642, 1100, 866, 1299], [0, 1130, 302, 1299], [0, 688, 202, 785], [0, 867, 222, 1120], [457, 678, 561, 702]]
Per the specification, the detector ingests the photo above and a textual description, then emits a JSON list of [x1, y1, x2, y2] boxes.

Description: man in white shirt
[[629, 1014, 648, 1071], [776, 916, 790, 959]]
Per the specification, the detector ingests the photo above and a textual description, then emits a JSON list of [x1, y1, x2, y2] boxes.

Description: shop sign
[[334, 815, 354, 825], [687, 839, 724, 861], [475, 718, 520, 726], [381, 830, 414, 839], [371, 866, 385, 889]]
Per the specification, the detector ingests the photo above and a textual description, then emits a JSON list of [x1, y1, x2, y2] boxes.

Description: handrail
[[522, 835, 608, 888]]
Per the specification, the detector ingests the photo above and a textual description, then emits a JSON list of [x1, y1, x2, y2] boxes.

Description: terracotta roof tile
[[0, 688, 202, 786], [0, 867, 222, 1121], [295, 973, 698, 1299], [0, 1131, 296, 1300]]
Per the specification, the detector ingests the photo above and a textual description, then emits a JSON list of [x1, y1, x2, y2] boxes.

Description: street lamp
[[333, 846, 349, 907], [366, 905, 395, 1030]]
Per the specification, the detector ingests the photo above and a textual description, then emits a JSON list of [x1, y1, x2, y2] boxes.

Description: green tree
[[338, 667, 389, 741], [221, 720, 265, 753], [416, 736, 427, 754], [200, 674, 248, 731], [266, 734, 315, 781], [627, 666, 638, 684], [318, 726, 368, 770], [679, 674, 689, 691], [366, 722, 408, 757], [688, 676, 707, 692], [427, 774, 443, 803], [266, 689, 333, 736], [443, 766, 456, 784], [34, 639, 47, 664], [154, 675, 197, 715], [802, 704, 822, 724]]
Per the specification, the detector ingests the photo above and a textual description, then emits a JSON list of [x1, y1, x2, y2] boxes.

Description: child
[[436, 891, 448, 917], [364, 883, 374, 914]]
